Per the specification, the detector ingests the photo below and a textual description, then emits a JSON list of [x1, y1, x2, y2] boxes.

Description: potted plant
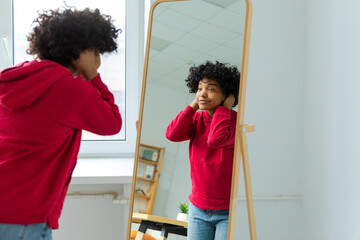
[[177, 202, 189, 221]]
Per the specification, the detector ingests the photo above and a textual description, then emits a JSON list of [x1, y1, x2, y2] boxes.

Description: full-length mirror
[[128, 0, 252, 239]]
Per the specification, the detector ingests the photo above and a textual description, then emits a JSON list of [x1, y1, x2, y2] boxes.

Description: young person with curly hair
[[0, 8, 122, 239], [166, 61, 240, 240]]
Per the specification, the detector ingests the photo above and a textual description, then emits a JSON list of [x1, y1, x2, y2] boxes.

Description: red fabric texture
[[0, 60, 121, 228], [166, 105, 237, 210]]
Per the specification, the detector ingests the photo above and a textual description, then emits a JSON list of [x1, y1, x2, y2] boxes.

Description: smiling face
[[196, 78, 226, 116]]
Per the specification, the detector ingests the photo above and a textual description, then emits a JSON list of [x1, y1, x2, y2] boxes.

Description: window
[[1, 0, 142, 157], [0, 0, 13, 70]]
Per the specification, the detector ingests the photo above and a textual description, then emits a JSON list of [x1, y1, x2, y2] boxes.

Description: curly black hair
[[27, 8, 120, 67], [185, 61, 241, 107]]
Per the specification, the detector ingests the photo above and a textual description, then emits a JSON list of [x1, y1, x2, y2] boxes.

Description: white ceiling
[[147, 0, 247, 91]]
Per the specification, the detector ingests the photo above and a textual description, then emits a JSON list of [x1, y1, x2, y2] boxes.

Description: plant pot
[[176, 212, 188, 221]]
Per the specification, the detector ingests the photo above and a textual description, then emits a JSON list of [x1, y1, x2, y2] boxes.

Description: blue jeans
[[187, 203, 229, 240], [0, 223, 52, 240]]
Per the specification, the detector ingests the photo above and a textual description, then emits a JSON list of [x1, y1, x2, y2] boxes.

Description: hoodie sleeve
[[77, 75, 122, 135], [52, 74, 122, 135], [207, 106, 237, 149], [165, 105, 196, 142]]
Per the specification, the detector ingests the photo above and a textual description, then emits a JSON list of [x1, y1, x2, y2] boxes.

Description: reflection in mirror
[[130, 0, 247, 239]]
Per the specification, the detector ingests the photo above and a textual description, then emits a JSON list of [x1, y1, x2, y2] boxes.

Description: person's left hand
[[223, 95, 235, 109]]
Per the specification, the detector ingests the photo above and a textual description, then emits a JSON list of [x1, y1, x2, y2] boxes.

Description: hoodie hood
[[0, 60, 72, 111]]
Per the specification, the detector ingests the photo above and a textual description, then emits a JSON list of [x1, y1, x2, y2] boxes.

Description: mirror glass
[[130, 0, 247, 238]]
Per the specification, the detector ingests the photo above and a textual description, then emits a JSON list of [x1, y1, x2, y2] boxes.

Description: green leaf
[[179, 202, 189, 213]]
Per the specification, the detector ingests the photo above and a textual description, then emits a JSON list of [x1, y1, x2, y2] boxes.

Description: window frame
[[0, 0, 13, 70], [79, 0, 143, 158]]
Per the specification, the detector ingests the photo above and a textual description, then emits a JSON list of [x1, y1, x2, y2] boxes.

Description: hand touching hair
[[27, 8, 120, 67], [185, 61, 241, 108]]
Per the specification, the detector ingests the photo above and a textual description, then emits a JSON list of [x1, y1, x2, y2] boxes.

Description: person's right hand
[[72, 49, 100, 80], [190, 98, 199, 111]]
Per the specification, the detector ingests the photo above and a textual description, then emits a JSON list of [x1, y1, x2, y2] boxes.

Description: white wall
[[52, 180, 132, 240], [304, 0, 360, 239], [245, 0, 306, 197], [53, 197, 129, 240], [0, 0, 13, 69], [234, 0, 306, 239]]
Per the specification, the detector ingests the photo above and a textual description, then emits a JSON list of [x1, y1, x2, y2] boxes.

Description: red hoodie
[[0, 60, 122, 229], [166, 105, 237, 210]]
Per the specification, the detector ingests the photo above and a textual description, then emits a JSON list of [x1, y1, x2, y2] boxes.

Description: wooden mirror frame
[[127, 0, 256, 239]]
